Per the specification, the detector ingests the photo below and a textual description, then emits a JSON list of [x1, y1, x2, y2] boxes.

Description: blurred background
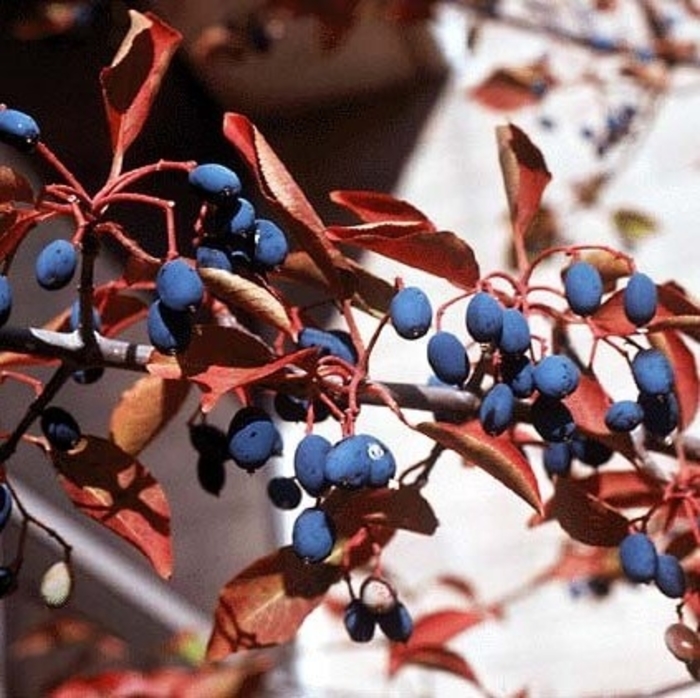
[[2, 1, 700, 696]]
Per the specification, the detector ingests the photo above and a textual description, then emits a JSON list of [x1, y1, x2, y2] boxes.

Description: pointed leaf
[[496, 124, 551, 251], [327, 223, 480, 289], [406, 609, 490, 648], [52, 436, 172, 578], [471, 61, 555, 112], [390, 644, 481, 684], [206, 547, 342, 659], [223, 113, 355, 297], [199, 268, 293, 336], [330, 189, 437, 227], [417, 420, 542, 513], [611, 208, 659, 246], [109, 375, 190, 456], [100, 10, 182, 174]]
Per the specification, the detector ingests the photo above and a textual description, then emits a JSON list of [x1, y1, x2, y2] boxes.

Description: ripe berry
[[188, 163, 242, 204], [227, 198, 256, 236], [0, 108, 40, 151], [294, 434, 331, 497], [253, 219, 289, 269], [427, 331, 469, 386], [377, 601, 413, 643], [156, 259, 204, 312], [497, 308, 531, 354], [631, 349, 674, 396], [543, 441, 572, 477], [343, 599, 376, 643], [196, 244, 233, 272], [466, 292, 503, 343], [0, 275, 12, 327], [389, 286, 432, 339], [325, 434, 396, 489], [570, 434, 613, 467], [298, 327, 357, 365], [267, 476, 302, 510], [605, 400, 644, 432], [40, 406, 81, 451], [619, 532, 657, 583], [533, 354, 580, 399], [501, 353, 535, 398], [479, 383, 515, 436], [147, 300, 192, 354], [69, 300, 102, 333], [35, 239, 78, 290], [531, 396, 576, 442], [0, 566, 17, 598], [639, 392, 679, 437], [292, 507, 335, 563], [227, 406, 282, 472], [564, 261, 604, 316], [655, 554, 686, 599], [0, 483, 12, 533], [624, 272, 657, 326]]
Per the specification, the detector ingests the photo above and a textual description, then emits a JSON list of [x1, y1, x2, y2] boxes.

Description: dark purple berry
[[343, 599, 376, 643], [0, 483, 12, 533], [639, 392, 679, 437], [531, 396, 576, 442], [377, 601, 413, 643], [267, 477, 302, 510]]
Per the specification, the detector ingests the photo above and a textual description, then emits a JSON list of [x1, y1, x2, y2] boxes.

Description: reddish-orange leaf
[[206, 547, 342, 659], [582, 470, 664, 510], [0, 166, 34, 204], [109, 375, 190, 456], [52, 436, 172, 578], [496, 124, 552, 256], [327, 223, 480, 290], [100, 10, 182, 175], [329, 189, 437, 228], [406, 609, 490, 648], [548, 476, 629, 547], [223, 112, 355, 298], [417, 420, 542, 513], [471, 63, 554, 112], [649, 330, 699, 428], [543, 541, 619, 583], [654, 282, 700, 342], [389, 643, 481, 684]]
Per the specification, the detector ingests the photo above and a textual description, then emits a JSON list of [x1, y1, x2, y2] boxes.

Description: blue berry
[[294, 434, 331, 497], [156, 259, 204, 312], [501, 353, 535, 398], [564, 261, 604, 316], [253, 219, 289, 269], [0, 483, 12, 533], [292, 507, 335, 563], [40, 406, 81, 451], [227, 406, 282, 472], [267, 477, 302, 510], [35, 239, 77, 290], [533, 355, 580, 399], [427, 331, 469, 386], [227, 198, 256, 236], [570, 434, 613, 467], [543, 441, 572, 476], [466, 292, 503, 343], [497, 308, 531, 354], [619, 532, 657, 583], [298, 327, 357, 365], [531, 396, 576, 442], [0, 108, 40, 151], [624, 272, 657, 326], [479, 383, 515, 435], [69, 300, 102, 333], [147, 300, 192, 354], [605, 400, 644, 432], [0, 566, 17, 598], [196, 244, 233, 272], [343, 599, 376, 643], [639, 392, 679, 437], [631, 349, 674, 396], [325, 434, 396, 489], [188, 163, 242, 204], [390, 286, 432, 339], [0, 275, 11, 327], [655, 554, 686, 599], [377, 601, 413, 643]]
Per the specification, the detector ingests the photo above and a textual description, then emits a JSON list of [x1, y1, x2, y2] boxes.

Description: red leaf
[[389, 644, 481, 684], [417, 420, 542, 513], [496, 124, 551, 255], [330, 190, 437, 227], [544, 541, 618, 582], [653, 282, 700, 342], [327, 222, 480, 290], [582, 470, 664, 510], [0, 206, 51, 263], [100, 11, 182, 175], [52, 436, 172, 578], [206, 547, 342, 659], [223, 113, 355, 298], [548, 476, 629, 547], [471, 60, 555, 112], [406, 609, 490, 648]]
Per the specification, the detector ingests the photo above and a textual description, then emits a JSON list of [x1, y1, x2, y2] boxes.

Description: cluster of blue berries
[[618, 531, 686, 599]]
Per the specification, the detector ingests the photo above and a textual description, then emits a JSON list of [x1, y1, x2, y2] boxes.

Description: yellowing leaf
[[612, 208, 659, 246]]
